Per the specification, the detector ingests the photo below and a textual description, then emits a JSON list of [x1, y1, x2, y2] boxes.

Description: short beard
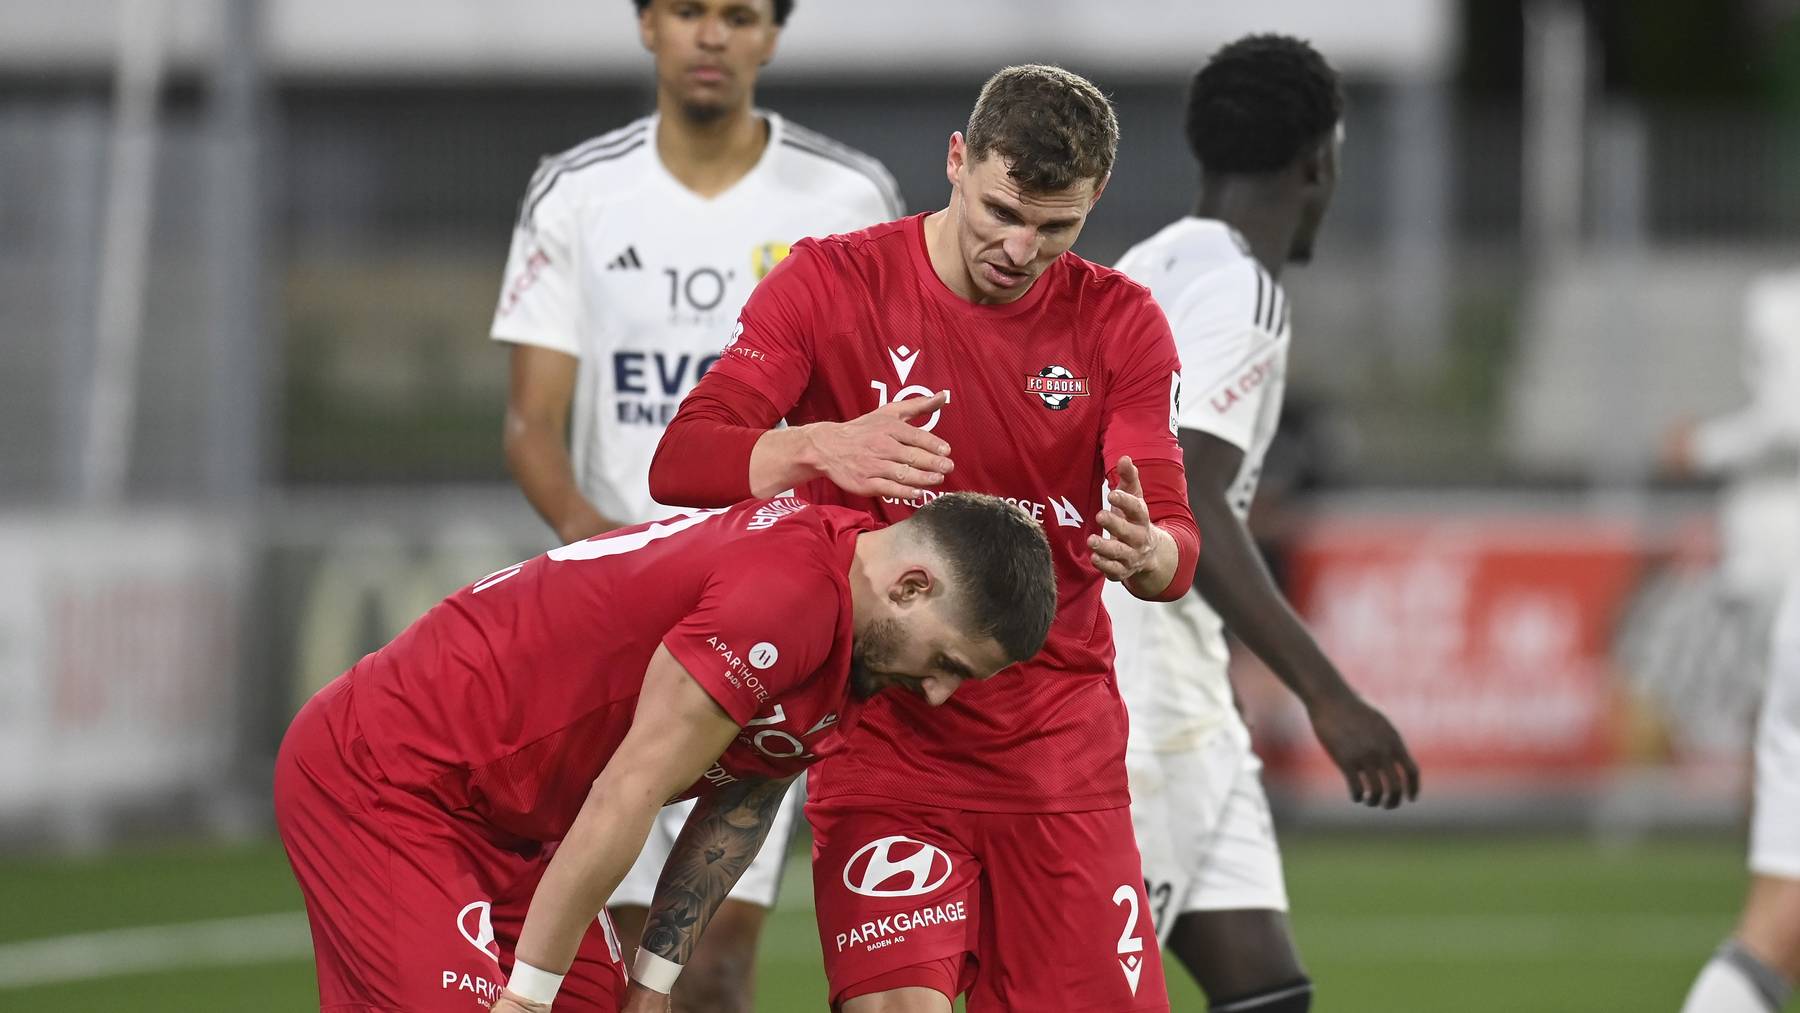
[[678, 97, 730, 125], [848, 617, 905, 699]]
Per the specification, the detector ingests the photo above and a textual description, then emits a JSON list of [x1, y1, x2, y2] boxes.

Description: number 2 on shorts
[[1111, 884, 1146, 995]]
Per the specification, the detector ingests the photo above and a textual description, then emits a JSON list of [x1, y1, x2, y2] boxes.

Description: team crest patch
[[751, 241, 792, 280], [1025, 365, 1090, 410]]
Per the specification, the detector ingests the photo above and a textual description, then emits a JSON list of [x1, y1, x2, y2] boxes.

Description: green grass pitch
[[0, 833, 1752, 1011]]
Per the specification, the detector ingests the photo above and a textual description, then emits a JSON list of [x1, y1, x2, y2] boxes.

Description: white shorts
[[1751, 583, 1800, 880], [608, 778, 803, 909], [1128, 718, 1289, 942]]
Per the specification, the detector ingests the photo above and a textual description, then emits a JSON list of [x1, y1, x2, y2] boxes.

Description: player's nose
[[921, 676, 960, 707], [696, 16, 728, 48], [1002, 231, 1039, 267]]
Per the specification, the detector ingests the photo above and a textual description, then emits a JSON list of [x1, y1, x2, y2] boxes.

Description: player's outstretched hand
[[1090, 456, 1156, 583], [804, 391, 953, 499], [1308, 691, 1420, 810], [492, 990, 553, 1013], [620, 982, 674, 1013]]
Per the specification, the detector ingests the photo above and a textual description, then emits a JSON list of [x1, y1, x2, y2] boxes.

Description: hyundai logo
[[842, 835, 953, 898]]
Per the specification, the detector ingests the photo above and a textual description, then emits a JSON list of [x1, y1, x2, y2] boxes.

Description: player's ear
[[889, 565, 935, 606], [638, 2, 658, 54], [1299, 134, 1331, 187], [1088, 171, 1110, 208], [946, 132, 966, 189], [757, 9, 782, 65]]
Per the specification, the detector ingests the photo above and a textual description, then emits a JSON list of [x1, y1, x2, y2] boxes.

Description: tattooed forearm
[[639, 776, 794, 963]]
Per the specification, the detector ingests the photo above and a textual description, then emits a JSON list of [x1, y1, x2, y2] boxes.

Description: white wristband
[[506, 960, 565, 1006], [631, 949, 684, 994]]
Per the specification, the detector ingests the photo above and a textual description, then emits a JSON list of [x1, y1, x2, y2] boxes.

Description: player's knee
[[673, 940, 758, 1011], [1210, 977, 1312, 1013], [672, 965, 752, 1013], [839, 985, 956, 1013], [671, 947, 756, 1013]]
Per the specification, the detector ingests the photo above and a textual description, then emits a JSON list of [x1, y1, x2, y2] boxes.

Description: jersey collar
[[646, 108, 782, 206]]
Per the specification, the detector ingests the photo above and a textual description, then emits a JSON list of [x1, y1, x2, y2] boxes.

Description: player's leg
[[491, 859, 629, 1013], [840, 981, 955, 1012], [1167, 911, 1308, 1012], [1164, 746, 1311, 1011], [1681, 587, 1800, 1012], [607, 785, 803, 1011], [1682, 878, 1799, 1013], [275, 679, 528, 1010], [807, 795, 981, 1012], [968, 806, 1169, 1012]]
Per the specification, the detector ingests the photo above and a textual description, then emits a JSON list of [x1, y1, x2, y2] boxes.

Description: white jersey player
[[488, 3, 899, 1011], [1680, 271, 1800, 1013], [1103, 36, 1416, 1013], [493, 110, 900, 524], [1104, 216, 1293, 926]]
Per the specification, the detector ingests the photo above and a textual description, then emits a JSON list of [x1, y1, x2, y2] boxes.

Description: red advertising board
[[1241, 516, 1655, 794]]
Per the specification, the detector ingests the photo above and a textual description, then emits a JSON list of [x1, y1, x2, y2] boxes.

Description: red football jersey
[[708, 214, 1186, 812], [348, 497, 874, 842]]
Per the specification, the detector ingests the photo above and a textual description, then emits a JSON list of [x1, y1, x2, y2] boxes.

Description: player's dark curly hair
[[909, 492, 1057, 665], [1187, 34, 1342, 174], [965, 64, 1118, 192], [631, 0, 795, 27]]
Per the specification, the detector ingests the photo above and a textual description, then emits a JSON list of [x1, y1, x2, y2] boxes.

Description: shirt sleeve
[[1100, 292, 1199, 602], [660, 538, 841, 726], [703, 240, 832, 413], [649, 373, 785, 507], [1692, 275, 1800, 472], [1101, 294, 1187, 470], [490, 162, 581, 354], [1168, 265, 1282, 453]]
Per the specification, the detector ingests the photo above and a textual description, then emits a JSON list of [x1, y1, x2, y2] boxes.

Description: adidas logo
[[606, 246, 643, 270]]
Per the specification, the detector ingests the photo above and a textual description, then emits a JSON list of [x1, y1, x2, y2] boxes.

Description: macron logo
[[888, 345, 920, 385]]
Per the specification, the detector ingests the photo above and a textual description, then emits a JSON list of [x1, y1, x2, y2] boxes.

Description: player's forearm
[[639, 776, 793, 965], [1190, 493, 1356, 708], [512, 775, 666, 975], [1691, 409, 1788, 474], [746, 425, 829, 498], [1122, 458, 1200, 602], [648, 382, 783, 507], [1123, 524, 1181, 600], [503, 421, 615, 541]]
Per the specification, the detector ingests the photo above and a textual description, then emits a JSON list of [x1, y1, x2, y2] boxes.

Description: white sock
[[1681, 941, 1792, 1013]]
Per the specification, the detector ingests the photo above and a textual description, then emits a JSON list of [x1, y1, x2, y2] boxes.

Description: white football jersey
[[491, 112, 902, 524], [1104, 218, 1291, 749]]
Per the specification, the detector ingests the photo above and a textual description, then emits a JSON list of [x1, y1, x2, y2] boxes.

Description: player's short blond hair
[[965, 64, 1118, 192]]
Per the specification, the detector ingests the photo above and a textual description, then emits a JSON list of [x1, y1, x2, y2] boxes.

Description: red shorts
[[808, 795, 1168, 1012], [274, 676, 627, 1012]]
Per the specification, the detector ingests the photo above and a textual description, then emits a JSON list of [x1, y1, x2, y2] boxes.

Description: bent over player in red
[[651, 65, 1199, 1012], [273, 492, 1056, 1013]]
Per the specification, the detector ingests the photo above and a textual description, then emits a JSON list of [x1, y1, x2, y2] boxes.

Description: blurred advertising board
[[1240, 509, 1757, 819], [0, 512, 247, 825]]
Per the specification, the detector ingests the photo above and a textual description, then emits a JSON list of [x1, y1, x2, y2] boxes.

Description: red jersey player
[[650, 66, 1200, 1012], [273, 491, 1056, 1013]]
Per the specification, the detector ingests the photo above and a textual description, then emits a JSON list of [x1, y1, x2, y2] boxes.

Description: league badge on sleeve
[[751, 241, 793, 281]]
